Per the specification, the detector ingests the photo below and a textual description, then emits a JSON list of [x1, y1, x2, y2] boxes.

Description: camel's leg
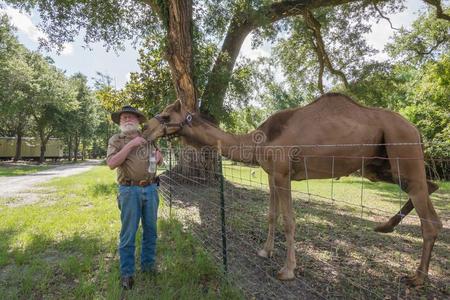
[[375, 180, 438, 233], [375, 199, 413, 233], [258, 174, 278, 258], [273, 172, 296, 281], [403, 185, 442, 286]]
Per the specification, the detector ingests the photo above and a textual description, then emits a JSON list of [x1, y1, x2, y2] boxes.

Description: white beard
[[120, 123, 139, 135]]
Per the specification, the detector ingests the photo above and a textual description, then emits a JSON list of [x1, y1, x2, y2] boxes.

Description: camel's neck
[[183, 117, 257, 163]]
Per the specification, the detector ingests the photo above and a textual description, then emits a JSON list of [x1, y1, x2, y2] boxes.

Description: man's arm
[[107, 136, 146, 170]]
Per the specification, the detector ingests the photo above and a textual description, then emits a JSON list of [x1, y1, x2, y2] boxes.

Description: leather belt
[[119, 178, 155, 187]]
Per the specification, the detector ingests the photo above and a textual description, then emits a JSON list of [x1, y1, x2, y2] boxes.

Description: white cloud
[[2, 7, 46, 42], [239, 33, 271, 60], [61, 43, 74, 56], [1, 7, 74, 56]]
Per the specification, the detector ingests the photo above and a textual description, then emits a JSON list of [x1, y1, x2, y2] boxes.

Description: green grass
[[1, 161, 448, 299], [222, 161, 450, 216], [218, 161, 450, 298], [0, 166, 243, 299], [0, 165, 53, 176]]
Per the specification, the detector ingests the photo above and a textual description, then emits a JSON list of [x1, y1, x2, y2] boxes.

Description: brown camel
[[143, 93, 442, 286]]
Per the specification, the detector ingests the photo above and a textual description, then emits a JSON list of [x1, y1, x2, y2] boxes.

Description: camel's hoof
[[276, 267, 295, 281], [374, 222, 395, 233], [401, 274, 425, 287], [257, 249, 273, 258]]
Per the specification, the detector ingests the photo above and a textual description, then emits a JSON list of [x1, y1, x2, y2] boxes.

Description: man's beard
[[120, 123, 139, 135]]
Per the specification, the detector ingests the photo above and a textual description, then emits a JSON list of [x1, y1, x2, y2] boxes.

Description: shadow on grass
[[160, 173, 450, 299], [89, 182, 117, 197], [0, 228, 111, 299], [0, 217, 243, 300]]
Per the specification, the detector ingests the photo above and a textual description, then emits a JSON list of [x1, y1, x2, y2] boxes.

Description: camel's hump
[[256, 93, 369, 142], [306, 92, 367, 109]]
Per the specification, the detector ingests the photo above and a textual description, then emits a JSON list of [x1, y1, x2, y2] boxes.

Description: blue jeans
[[117, 184, 159, 277]]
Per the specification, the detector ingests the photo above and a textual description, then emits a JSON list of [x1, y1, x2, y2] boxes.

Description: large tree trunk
[[165, 0, 197, 111], [163, 0, 217, 181], [81, 140, 86, 160], [74, 132, 80, 162], [14, 128, 23, 162], [67, 136, 73, 161], [38, 134, 49, 164]]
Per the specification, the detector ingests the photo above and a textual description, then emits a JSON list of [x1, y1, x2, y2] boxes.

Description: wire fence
[[156, 143, 449, 299]]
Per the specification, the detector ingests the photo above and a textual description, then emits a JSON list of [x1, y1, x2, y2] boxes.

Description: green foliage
[[386, 7, 450, 65], [221, 106, 268, 134], [2, 0, 411, 122], [0, 15, 105, 160], [400, 55, 450, 158], [274, 3, 387, 94], [0, 14, 33, 136], [4, 0, 160, 52]]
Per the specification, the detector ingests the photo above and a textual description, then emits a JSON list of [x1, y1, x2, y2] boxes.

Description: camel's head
[[142, 99, 193, 141]]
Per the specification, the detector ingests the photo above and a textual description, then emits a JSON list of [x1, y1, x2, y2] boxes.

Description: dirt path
[[0, 160, 102, 206]]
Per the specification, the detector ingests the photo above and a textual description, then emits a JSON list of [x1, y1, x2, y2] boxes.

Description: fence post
[[169, 143, 173, 219], [217, 152, 228, 273]]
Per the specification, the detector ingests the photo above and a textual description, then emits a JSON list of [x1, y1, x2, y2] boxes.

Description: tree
[[26, 52, 77, 163], [70, 74, 98, 161], [386, 7, 450, 65], [0, 14, 34, 160], [5, 0, 449, 122]]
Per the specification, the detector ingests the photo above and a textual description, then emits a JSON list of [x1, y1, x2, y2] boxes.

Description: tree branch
[[200, 0, 368, 115], [412, 37, 447, 57], [372, 2, 400, 30], [423, 0, 450, 22], [307, 34, 325, 93], [143, 0, 163, 21], [302, 8, 349, 90]]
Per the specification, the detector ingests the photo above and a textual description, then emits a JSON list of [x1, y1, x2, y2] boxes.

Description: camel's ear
[[173, 99, 182, 112]]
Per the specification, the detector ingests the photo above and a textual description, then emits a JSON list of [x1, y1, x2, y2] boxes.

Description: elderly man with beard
[[106, 105, 163, 290]]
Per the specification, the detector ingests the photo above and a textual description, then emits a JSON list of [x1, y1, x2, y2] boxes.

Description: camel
[[142, 93, 442, 286]]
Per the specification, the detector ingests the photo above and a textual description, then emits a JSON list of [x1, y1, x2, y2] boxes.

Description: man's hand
[[128, 136, 147, 148], [107, 136, 147, 170], [155, 149, 163, 165]]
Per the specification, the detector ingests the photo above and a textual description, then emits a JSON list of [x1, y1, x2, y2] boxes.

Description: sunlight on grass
[[1, 162, 448, 299], [0, 166, 243, 299], [222, 161, 450, 214]]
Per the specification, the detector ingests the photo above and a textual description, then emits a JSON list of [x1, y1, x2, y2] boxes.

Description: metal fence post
[[218, 152, 228, 273], [169, 143, 173, 219]]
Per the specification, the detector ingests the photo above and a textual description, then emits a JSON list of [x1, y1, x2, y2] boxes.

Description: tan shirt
[[106, 132, 156, 183]]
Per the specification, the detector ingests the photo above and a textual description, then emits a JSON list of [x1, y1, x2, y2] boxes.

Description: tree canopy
[[0, 15, 110, 161], [3, 0, 448, 121]]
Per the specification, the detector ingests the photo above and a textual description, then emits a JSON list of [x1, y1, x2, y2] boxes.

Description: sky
[[0, 0, 431, 89]]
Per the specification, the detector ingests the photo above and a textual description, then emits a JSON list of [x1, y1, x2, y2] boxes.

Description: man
[[106, 105, 162, 290]]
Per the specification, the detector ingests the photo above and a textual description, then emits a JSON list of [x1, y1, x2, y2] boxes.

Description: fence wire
[[156, 144, 449, 300]]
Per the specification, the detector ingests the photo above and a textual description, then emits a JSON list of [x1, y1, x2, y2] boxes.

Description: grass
[[1, 161, 448, 299], [222, 160, 450, 216], [164, 161, 449, 299], [0, 166, 243, 299]]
